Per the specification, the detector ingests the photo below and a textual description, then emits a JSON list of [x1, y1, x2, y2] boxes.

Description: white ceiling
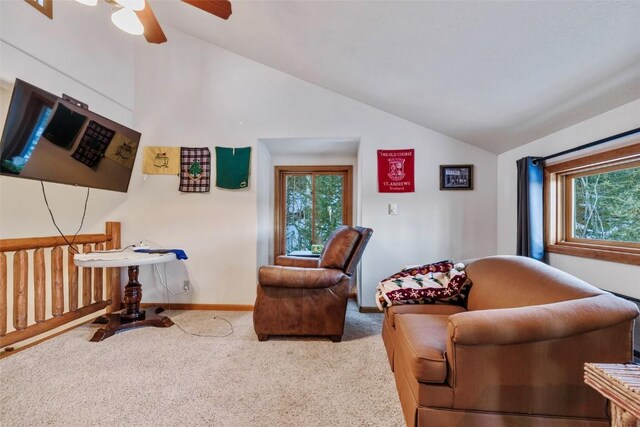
[[151, 0, 640, 154]]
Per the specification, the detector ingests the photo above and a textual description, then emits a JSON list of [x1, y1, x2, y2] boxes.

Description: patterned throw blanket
[[375, 260, 472, 310]]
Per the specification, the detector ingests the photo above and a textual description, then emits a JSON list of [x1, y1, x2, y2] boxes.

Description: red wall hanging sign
[[377, 149, 415, 193]]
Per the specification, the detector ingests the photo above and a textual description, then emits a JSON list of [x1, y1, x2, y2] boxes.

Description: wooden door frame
[[274, 165, 353, 257]]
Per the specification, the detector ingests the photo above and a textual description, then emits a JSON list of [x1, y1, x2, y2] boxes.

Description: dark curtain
[[516, 157, 545, 261]]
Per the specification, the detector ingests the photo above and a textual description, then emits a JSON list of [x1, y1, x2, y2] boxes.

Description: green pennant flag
[[215, 146, 251, 190]]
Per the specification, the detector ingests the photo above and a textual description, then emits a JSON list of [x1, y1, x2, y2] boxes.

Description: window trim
[[544, 142, 640, 265], [24, 0, 53, 19], [274, 165, 353, 257]]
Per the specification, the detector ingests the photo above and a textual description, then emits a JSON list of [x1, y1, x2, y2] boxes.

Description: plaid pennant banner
[[179, 147, 211, 192]]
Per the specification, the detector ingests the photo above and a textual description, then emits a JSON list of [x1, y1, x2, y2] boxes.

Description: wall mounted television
[[0, 78, 140, 193]]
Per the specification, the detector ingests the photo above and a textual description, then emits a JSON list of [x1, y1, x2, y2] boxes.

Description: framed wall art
[[440, 164, 474, 190], [24, 0, 53, 19]]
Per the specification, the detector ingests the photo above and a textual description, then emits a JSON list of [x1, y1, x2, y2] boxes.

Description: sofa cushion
[[396, 314, 450, 384], [385, 304, 466, 328]]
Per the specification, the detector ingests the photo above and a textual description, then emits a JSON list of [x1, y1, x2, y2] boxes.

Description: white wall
[[256, 142, 272, 272], [0, 1, 136, 242], [497, 98, 640, 299], [258, 138, 359, 284], [132, 27, 497, 308], [1, 3, 497, 311], [0, 0, 135, 110], [0, 0, 136, 346]]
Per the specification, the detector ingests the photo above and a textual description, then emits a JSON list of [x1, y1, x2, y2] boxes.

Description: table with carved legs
[[74, 250, 177, 342]]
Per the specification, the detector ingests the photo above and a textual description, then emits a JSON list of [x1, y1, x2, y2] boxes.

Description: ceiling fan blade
[[181, 0, 232, 20], [136, 0, 168, 44]]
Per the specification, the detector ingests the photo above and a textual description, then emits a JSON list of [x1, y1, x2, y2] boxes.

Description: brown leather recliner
[[253, 225, 373, 342]]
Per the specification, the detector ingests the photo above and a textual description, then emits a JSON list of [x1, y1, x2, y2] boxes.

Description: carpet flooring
[[0, 301, 404, 426]]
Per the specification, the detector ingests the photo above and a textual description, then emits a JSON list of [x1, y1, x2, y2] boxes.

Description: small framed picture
[[24, 0, 53, 19], [440, 165, 474, 190]]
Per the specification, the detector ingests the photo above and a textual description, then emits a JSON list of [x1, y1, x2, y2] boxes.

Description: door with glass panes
[[274, 166, 352, 257]]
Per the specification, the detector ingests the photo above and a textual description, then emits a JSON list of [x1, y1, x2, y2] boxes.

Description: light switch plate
[[389, 203, 398, 215]]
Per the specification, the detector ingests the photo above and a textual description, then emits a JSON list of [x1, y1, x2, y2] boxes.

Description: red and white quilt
[[375, 260, 472, 310]]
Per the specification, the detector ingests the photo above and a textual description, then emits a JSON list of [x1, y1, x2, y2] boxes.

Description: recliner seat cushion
[[395, 314, 450, 384]]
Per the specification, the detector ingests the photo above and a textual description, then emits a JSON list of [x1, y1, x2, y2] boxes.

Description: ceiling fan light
[[115, 0, 146, 11], [75, 0, 98, 5], [111, 8, 144, 36]]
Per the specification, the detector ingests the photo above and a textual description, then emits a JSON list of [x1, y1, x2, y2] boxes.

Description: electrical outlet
[[183, 280, 190, 291]]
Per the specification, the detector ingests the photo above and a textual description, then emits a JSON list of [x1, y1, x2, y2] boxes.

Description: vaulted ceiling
[[150, 0, 640, 154]]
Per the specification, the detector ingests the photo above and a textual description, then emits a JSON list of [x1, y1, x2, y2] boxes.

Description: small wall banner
[[377, 149, 415, 193], [179, 147, 211, 192], [142, 146, 180, 175], [215, 146, 251, 190]]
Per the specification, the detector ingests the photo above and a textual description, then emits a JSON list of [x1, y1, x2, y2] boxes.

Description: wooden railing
[[0, 222, 121, 348]]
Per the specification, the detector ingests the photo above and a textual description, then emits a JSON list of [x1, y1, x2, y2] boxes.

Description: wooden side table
[[74, 250, 178, 341], [584, 363, 640, 427]]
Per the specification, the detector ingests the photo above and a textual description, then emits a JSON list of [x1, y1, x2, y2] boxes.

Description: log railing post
[[68, 246, 78, 311], [51, 247, 64, 317], [82, 243, 92, 307], [13, 250, 28, 330], [34, 248, 46, 322], [0, 253, 6, 336]]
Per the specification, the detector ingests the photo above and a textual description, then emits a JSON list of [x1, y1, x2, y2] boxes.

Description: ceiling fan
[[77, 0, 232, 44]]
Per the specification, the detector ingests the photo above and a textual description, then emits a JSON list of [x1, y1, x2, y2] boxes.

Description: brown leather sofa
[[382, 255, 639, 427], [253, 225, 372, 342]]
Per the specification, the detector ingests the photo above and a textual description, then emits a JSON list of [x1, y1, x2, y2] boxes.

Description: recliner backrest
[[319, 225, 373, 276], [344, 226, 373, 276]]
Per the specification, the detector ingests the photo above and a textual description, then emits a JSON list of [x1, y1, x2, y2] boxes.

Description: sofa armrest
[[259, 265, 347, 289], [275, 255, 320, 268], [443, 293, 638, 417], [448, 294, 639, 346]]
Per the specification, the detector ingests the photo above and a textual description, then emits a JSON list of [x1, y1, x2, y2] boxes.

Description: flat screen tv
[[0, 79, 141, 192]]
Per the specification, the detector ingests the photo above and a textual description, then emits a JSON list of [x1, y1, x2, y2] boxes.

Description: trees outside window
[[275, 166, 352, 257], [573, 166, 640, 243], [545, 143, 640, 265]]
